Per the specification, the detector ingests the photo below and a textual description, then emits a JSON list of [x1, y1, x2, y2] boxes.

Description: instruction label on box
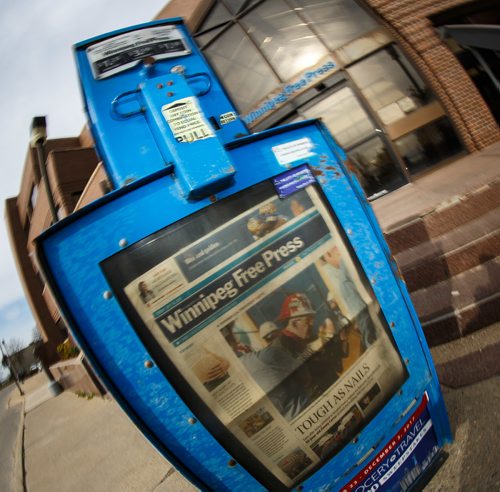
[[162, 97, 215, 143], [87, 25, 190, 79]]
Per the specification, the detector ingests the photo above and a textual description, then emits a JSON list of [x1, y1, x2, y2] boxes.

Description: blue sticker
[[273, 165, 316, 198]]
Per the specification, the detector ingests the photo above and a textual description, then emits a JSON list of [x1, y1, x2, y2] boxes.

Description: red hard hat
[[278, 293, 316, 321]]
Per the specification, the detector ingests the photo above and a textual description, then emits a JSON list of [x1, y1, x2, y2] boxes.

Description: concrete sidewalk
[[9, 371, 500, 491], [13, 372, 195, 492], [425, 376, 500, 491]]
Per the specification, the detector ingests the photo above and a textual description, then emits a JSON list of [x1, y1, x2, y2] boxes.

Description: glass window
[[291, 0, 379, 51], [198, 2, 232, 32], [240, 0, 328, 80], [347, 136, 406, 199], [223, 0, 260, 15], [348, 46, 431, 124], [195, 26, 228, 48], [29, 183, 39, 211], [301, 86, 376, 148], [55, 206, 65, 222], [394, 118, 463, 175], [195, 3, 233, 48], [203, 24, 281, 112]]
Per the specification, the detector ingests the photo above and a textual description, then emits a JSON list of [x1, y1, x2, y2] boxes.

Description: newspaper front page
[[121, 181, 407, 487]]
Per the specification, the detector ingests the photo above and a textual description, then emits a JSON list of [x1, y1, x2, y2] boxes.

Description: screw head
[[143, 56, 155, 67], [188, 417, 197, 425], [170, 65, 186, 75], [144, 360, 154, 369], [103, 291, 113, 300], [118, 238, 128, 248]]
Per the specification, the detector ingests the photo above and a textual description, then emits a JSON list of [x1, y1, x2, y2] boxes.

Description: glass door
[[299, 84, 407, 200]]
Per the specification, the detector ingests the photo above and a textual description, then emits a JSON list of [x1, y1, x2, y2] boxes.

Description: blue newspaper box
[[37, 19, 451, 492]]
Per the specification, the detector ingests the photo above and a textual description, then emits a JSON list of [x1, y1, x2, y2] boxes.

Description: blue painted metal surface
[[74, 19, 247, 190], [37, 120, 451, 491], [137, 71, 235, 198]]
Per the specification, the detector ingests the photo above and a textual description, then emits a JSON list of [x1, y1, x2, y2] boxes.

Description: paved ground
[[24, 392, 191, 492], [4, 371, 498, 491], [0, 385, 23, 492], [8, 372, 195, 492], [425, 376, 500, 491]]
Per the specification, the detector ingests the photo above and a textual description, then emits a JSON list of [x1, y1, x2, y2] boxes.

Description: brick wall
[[364, 0, 500, 151]]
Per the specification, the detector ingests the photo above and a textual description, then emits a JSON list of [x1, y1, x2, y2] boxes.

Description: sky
[[0, 0, 169, 373]]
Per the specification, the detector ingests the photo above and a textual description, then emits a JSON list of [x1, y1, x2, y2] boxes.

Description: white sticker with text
[[272, 138, 315, 166]]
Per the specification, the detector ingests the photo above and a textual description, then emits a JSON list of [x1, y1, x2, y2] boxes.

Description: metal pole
[[30, 116, 59, 224], [1, 340, 24, 396]]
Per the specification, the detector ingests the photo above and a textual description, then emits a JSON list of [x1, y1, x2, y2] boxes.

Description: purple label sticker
[[273, 165, 316, 199]]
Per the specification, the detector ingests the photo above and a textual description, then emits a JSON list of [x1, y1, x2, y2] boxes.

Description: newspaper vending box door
[[37, 19, 451, 492]]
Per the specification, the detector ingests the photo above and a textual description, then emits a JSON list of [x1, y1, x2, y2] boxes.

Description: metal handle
[[185, 72, 212, 97], [111, 89, 143, 118]]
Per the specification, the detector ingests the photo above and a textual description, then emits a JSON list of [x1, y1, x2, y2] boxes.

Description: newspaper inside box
[[102, 170, 408, 488]]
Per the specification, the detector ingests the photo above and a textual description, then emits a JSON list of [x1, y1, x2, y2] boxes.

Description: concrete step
[[385, 179, 500, 255], [430, 322, 500, 388], [410, 257, 500, 346], [395, 209, 500, 292]]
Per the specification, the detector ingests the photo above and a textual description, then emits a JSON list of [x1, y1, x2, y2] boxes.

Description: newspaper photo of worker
[[224, 272, 356, 422]]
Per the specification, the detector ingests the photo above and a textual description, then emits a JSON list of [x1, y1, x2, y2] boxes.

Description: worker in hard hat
[[259, 321, 280, 346], [240, 293, 316, 420], [274, 293, 317, 355]]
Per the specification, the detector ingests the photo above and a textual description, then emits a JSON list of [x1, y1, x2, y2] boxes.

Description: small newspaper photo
[[104, 169, 408, 488]]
